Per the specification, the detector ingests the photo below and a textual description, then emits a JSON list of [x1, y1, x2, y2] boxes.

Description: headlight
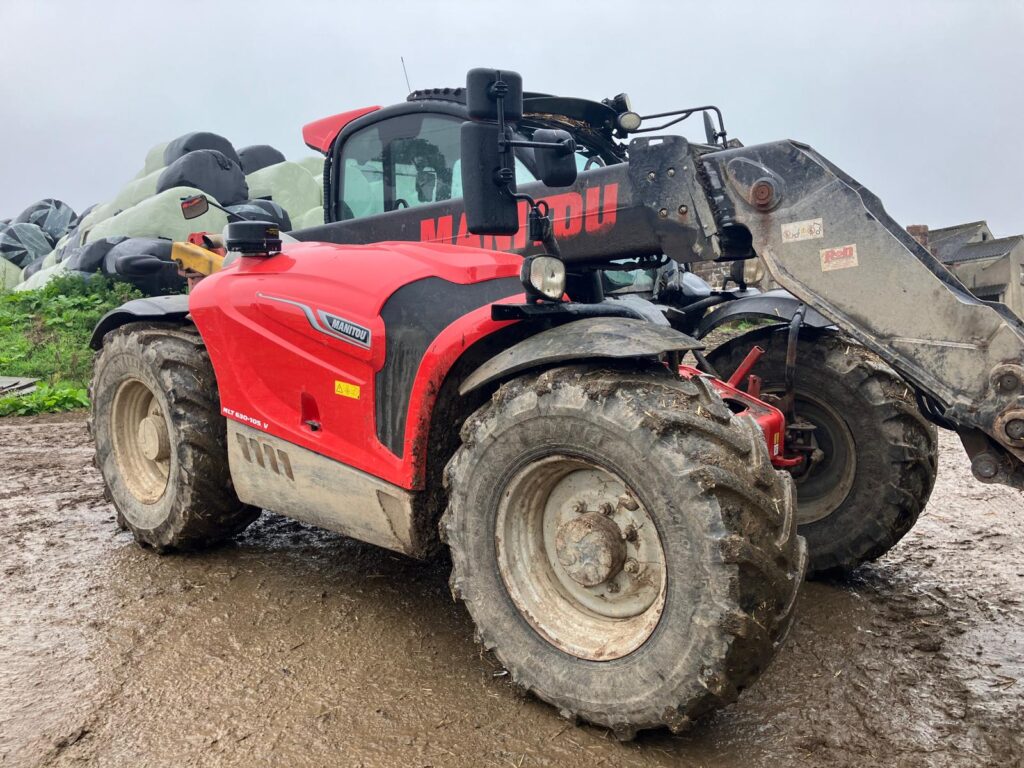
[[617, 111, 642, 133], [521, 255, 566, 301]]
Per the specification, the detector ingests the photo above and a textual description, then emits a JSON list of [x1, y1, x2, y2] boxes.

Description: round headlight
[[617, 111, 642, 133], [521, 255, 566, 301]]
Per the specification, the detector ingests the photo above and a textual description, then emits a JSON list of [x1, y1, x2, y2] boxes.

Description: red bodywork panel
[[302, 106, 380, 153], [188, 240, 522, 490]]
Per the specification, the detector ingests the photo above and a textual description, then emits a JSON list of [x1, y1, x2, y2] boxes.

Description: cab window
[[338, 112, 536, 221]]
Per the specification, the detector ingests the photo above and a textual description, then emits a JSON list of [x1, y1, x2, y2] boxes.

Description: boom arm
[[695, 140, 1024, 490]]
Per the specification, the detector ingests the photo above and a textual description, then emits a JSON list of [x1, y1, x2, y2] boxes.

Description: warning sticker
[[334, 380, 361, 399], [781, 218, 823, 243], [820, 244, 859, 272]]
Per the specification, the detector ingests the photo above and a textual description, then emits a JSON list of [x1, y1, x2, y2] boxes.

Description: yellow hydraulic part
[[171, 241, 224, 277]]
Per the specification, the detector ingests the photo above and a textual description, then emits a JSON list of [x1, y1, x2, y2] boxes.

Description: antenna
[[401, 57, 412, 93]]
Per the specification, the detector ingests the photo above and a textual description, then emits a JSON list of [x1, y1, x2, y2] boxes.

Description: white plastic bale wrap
[[112, 168, 163, 211], [245, 162, 320, 221], [293, 207, 325, 230], [1, 256, 21, 289], [75, 202, 119, 245], [85, 187, 228, 244], [144, 141, 168, 174], [14, 259, 75, 292]]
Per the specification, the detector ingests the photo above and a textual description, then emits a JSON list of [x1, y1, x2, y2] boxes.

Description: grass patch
[[0, 275, 143, 413]]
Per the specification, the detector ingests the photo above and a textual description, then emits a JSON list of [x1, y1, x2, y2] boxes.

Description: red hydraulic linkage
[[678, 362, 803, 470]]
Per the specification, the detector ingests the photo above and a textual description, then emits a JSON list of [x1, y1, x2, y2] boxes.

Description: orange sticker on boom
[[820, 244, 858, 272]]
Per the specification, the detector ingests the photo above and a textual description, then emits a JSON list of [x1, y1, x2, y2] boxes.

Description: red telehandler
[[89, 69, 1021, 737]]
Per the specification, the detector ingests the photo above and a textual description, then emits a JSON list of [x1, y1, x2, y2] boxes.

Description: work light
[[520, 255, 566, 301]]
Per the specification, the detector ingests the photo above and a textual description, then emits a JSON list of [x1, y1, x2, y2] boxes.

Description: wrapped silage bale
[[226, 199, 291, 230], [74, 202, 119, 245], [1, 255, 22, 289], [15, 259, 72, 292], [112, 168, 162, 211], [85, 187, 228, 245], [297, 156, 325, 204], [164, 131, 241, 168], [245, 161, 320, 221], [157, 150, 248, 206], [103, 237, 183, 295], [144, 141, 168, 174], [64, 237, 129, 273], [238, 144, 286, 175], [0, 222, 54, 268], [292, 207, 324, 230], [15, 199, 77, 242]]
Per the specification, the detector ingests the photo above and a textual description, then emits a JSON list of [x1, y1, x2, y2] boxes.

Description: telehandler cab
[[90, 68, 1021, 737]]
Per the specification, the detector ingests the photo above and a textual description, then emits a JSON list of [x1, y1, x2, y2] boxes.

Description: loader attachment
[[697, 141, 1024, 488]]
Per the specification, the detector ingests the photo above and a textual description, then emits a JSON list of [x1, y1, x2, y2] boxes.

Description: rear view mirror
[[533, 129, 578, 188], [461, 122, 519, 235], [466, 68, 523, 122], [180, 194, 209, 220]]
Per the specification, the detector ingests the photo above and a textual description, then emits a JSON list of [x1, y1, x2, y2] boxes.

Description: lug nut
[[972, 453, 1000, 480], [618, 494, 639, 511], [998, 372, 1020, 393], [624, 558, 640, 575], [678, 205, 688, 215], [667, 168, 676, 177], [571, 500, 586, 514], [658, 208, 668, 218], [647, 171, 656, 181], [599, 502, 615, 516], [1006, 419, 1024, 441], [622, 524, 638, 543]]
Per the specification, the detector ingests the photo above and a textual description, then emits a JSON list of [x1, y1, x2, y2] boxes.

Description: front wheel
[[442, 365, 806, 737], [90, 322, 258, 550], [707, 327, 938, 577]]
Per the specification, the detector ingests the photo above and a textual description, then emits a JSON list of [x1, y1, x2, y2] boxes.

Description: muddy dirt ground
[[1, 413, 1022, 768]]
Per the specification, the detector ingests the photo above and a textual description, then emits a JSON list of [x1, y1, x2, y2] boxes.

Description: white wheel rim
[[495, 456, 667, 661]]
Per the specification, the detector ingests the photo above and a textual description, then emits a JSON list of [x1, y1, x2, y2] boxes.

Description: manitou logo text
[[322, 312, 371, 347], [419, 183, 619, 251]]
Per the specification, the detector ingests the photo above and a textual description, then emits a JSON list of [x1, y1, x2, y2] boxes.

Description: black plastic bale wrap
[[226, 199, 292, 230], [238, 144, 286, 175], [21, 254, 49, 279], [0, 222, 55, 268], [102, 237, 183, 295], [163, 131, 241, 168], [15, 199, 77, 241], [63, 236, 129, 273], [157, 150, 249, 207]]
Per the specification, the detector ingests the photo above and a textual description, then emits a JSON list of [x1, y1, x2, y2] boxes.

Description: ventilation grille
[[235, 434, 294, 480]]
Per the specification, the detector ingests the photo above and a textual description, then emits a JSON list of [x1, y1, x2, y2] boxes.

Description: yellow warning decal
[[334, 380, 361, 399]]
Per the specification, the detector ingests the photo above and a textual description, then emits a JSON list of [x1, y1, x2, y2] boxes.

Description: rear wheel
[[90, 322, 258, 550], [442, 365, 806, 737], [707, 327, 938, 576]]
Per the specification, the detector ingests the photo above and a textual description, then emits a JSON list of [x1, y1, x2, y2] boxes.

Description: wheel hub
[[554, 512, 626, 587], [138, 415, 170, 462]]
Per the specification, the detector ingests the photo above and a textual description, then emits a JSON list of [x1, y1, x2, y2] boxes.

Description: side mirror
[[466, 68, 523, 122], [533, 129, 577, 188], [180, 194, 209, 220], [461, 122, 519, 235]]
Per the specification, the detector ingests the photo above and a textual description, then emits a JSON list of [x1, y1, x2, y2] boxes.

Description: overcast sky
[[0, 0, 1021, 236]]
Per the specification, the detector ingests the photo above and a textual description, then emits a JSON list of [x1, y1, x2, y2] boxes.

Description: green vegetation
[[0, 275, 142, 415]]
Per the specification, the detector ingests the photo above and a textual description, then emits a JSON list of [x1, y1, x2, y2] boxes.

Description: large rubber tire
[[442, 365, 806, 737], [707, 327, 938, 577], [90, 322, 258, 550]]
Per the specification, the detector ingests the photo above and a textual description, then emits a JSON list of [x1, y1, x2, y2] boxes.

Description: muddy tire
[[707, 327, 938, 577], [442, 365, 806, 737], [90, 322, 258, 550]]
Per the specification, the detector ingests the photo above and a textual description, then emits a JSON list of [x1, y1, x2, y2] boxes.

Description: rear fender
[[89, 294, 191, 349], [697, 289, 831, 339]]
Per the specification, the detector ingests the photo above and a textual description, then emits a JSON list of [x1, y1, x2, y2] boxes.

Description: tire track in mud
[[1, 413, 1022, 767]]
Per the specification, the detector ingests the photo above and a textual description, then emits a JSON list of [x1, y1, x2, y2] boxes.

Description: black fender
[[89, 294, 191, 349], [697, 288, 832, 339], [458, 316, 701, 395]]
